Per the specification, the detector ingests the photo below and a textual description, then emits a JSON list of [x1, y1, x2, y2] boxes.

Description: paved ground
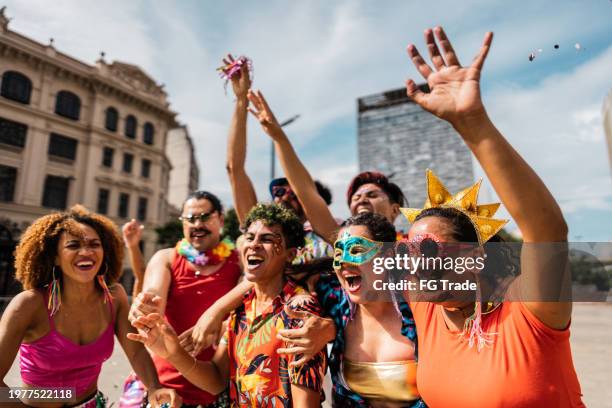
[[5, 303, 611, 407]]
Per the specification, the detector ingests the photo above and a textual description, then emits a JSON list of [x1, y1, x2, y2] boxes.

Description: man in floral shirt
[[130, 204, 326, 407]]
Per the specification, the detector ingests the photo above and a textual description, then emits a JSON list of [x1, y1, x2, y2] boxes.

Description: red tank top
[[153, 249, 241, 404]]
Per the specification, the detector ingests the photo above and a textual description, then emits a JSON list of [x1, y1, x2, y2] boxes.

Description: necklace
[[175, 238, 235, 275]]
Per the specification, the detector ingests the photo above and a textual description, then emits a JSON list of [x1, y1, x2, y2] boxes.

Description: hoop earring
[[97, 263, 113, 305], [48, 266, 61, 316]]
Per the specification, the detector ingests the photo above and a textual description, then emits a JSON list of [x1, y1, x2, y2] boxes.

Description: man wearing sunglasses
[[129, 190, 241, 407]]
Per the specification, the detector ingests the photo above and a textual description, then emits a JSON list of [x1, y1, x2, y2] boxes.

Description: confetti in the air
[[575, 43, 582, 51]]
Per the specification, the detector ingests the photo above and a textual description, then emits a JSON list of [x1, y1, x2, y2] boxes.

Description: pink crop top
[[19, 292, 115, 396]]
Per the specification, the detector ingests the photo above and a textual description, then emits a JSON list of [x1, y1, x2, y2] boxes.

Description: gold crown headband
[[400, 170, 508, 245]]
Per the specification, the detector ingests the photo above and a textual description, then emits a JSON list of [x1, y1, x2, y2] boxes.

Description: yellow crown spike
[[425, 169, 453, 207], [473, 216, 508, 244], [400, 170, 509, 245], [450, 179, 482, 212], [476, 203, 501, 218], [400, 208, 422, 224]]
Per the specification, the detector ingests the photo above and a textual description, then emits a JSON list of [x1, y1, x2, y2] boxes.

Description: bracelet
[[184, 356, 198, 377]]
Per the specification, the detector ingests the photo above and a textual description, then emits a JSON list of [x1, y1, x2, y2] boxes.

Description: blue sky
[[4, 0, 611, 241]]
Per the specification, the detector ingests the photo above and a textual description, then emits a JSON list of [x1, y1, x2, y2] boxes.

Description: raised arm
[[405, 27, 570, 328], [224, 57, 258, 225], [122, 219, 146, 298], [247, 90, 339, 243]]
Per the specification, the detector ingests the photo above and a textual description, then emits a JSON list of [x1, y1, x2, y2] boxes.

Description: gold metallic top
[[343, 359, 419, 403], [400, 169, 508, 244]]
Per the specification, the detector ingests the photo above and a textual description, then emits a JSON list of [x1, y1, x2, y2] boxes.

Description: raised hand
[[128, 313, 181, 360], [247, 89, 284, 140], [405, 27, 493, 131], [223, 54, 251, 99], [122, 219, 143, 249]]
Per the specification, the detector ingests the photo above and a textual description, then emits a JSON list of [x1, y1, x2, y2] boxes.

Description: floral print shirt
[[224, 280, 327, 407]]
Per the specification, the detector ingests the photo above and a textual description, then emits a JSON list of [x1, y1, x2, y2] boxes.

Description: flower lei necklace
[[176, 238, 235, 271]]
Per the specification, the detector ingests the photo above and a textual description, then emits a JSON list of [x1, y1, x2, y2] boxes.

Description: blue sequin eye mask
[[333, 231, 384, 271]]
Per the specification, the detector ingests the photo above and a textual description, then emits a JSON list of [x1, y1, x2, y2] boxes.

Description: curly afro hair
[[14, 205, 124, 290], [244, 203, 305, 249]]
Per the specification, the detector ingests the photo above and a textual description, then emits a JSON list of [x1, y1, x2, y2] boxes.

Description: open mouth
[[246, 254, 265, 269], [74, 259, 96, 272], [356, 205, 372, 214], [190, 229, 210, 239], [343, 274, 362, 292]]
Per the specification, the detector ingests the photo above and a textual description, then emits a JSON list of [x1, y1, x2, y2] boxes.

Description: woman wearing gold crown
[[398, 27, 584, 407]]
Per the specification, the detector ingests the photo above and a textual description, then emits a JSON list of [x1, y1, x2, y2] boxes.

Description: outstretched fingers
[[127, 332, 147, 343], [471, 31, 494, 71], [247, 90, 262, 111], [255, 90, 274, 116], [407, 44, 433, 79], [434, 26, 460, 66], [425, 28, 446, 70]]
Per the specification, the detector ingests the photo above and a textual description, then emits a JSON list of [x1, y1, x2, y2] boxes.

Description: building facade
[[166, 125, 199, 216], [357, 87, 474, 223], [0, 8, 177, 297]]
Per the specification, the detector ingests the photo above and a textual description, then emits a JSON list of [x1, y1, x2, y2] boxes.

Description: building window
[[0, 165, 17, 202], [102, 147, 114, 168], [97, 188, 110, 214], [141, 159, 151, 178], [55, 91, 81, 120], [143, 122, 154, 145], [125, 115, 137, 139], [1, 71, 32, 104], [48, 133, 78, 161], [0, 116, 27, 148], [137, 197, 148, 221], [118, 193, 130, 218], [42, 175, 70, 209], [105, 107, 118, 132], [122, 153, 134, 173]]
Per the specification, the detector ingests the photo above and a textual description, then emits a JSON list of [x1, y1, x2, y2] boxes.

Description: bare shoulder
[[4, 290, 46, 318], [1, 290, 47, 335], [149, 247, 174, 268]]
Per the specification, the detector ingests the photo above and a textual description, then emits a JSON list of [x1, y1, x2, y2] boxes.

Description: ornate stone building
[[0, 7, 178, 298]]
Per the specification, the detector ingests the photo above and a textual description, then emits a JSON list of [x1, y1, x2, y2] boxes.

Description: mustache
[[190, 227, 211, 235]]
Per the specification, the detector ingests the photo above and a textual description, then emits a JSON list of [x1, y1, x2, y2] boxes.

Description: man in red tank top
[[130, 191, 241, 407]]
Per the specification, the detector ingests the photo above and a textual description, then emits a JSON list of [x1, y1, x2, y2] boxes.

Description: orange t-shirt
[[410, 301, 584, 408]]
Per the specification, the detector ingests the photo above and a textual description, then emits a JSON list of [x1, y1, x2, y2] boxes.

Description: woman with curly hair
[[0, 205, 179, 408]]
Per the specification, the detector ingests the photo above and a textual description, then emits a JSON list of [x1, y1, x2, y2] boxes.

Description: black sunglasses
[[272, 186, 295, 199], [179, 210, 217, 224]]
